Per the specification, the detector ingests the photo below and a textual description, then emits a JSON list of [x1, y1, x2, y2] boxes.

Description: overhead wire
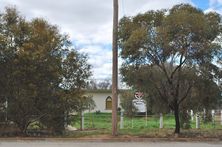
[[120, 0, 126, 18]]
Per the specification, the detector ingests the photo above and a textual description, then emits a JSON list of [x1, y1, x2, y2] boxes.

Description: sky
[[0, 0, 222, 84]]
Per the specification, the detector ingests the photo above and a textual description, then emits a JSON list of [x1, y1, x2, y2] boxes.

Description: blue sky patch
[[192, 0, 209, 10]]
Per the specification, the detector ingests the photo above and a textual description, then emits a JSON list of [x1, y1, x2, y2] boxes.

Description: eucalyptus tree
[[119, 4, 222, 134], [61, 50, 93, 126]]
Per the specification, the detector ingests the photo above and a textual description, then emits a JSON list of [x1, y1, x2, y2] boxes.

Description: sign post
[[132, 91, 147, 127], [120, 111, 124, 129]]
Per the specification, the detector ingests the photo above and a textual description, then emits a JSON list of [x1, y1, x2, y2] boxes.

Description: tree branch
[[147, 51, 172, 85], [171, 53, 186, 79], [149, 78, 174, 110], [178, 84, 192, 104]]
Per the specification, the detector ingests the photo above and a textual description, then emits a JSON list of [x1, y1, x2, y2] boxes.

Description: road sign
[[134, 91, 144, 100], [133, 91, 146, 113]]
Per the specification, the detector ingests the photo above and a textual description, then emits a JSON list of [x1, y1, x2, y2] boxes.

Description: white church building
[[86, 90, 122, 112], [86, 90, 147, 113]]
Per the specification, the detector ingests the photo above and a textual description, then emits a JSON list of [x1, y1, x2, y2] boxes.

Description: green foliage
[[180, 111, 191, 129], [71, 113, 112, 129], [0, 6, 92, 135], [190, 77, 222, 111], [120, 91, 134, 117], [62, 51, 91, 90]]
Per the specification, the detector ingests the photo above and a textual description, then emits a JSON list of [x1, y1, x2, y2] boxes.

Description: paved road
[[0, 141, 221, 147]]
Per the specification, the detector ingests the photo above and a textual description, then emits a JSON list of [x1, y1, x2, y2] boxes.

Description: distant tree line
[[0, 7, 94, 135], [87, 79, 112, 90]]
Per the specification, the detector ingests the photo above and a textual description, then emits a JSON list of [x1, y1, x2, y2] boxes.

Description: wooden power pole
[[112, 0, 118, 136]]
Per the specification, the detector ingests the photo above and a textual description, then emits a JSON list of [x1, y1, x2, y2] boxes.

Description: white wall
[[87, 92, 121, 113]]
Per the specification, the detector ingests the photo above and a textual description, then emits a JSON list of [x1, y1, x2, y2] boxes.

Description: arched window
[[106, 96, 112, 110]]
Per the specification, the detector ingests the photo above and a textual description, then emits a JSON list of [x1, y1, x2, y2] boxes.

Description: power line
[[120, 0, 126, 17]]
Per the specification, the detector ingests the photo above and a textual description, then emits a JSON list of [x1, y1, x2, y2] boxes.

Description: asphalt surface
[[0, 141, 221, 147]]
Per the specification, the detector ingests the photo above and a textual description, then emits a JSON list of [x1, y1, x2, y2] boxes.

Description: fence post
[[221, 110, 222, 125], [120, 111, 124, 129], [191, 110, 194, 121], [64, 111, 68, 128], [81, 111, 84, 130], [212, 110, 215, 124], [159, 113, 163, 129], [5, 97, 8, 122], [196, 114, 200, 129], [131, 116, 134, 128], [203, 109, 206, 122]]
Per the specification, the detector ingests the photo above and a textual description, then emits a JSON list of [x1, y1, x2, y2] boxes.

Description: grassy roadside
[[64, 128, 222, 139], [72, 112, 222, 130], [68, 112, 222, 139]]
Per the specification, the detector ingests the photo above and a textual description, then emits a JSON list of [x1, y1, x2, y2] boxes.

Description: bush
[[180, 111, 191, 129]]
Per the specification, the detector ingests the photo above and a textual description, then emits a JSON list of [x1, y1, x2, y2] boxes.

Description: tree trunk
[[18, 123, 28, 136], [174, 104, 180, 134]]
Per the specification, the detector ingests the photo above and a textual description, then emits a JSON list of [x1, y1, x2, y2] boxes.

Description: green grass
[[190, 119, 222, 129], [69, 112, 222, 137], [72, 112, 222, 130], [71, 113, 113, 129]]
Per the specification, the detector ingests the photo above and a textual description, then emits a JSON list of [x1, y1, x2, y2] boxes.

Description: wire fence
[[0, 111, 222, 136], [71, 111, 222, 130]]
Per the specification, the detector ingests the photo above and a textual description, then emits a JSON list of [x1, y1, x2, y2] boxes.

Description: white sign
[[132, 91, 146, 113], [132, 99, 146, 113]]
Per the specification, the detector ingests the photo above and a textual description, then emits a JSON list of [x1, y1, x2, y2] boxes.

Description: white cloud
[[0, 0, 194, 83], [120, 0, 193, 17], [79, 44, 112, 79], [209, 0, 222, 7], [207, 0, 222, 14]]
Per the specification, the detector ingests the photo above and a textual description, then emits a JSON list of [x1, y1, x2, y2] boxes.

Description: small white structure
[[159, 113, 163, 129], [86, 90, 122, 112], [86, 90, 147, 113]]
